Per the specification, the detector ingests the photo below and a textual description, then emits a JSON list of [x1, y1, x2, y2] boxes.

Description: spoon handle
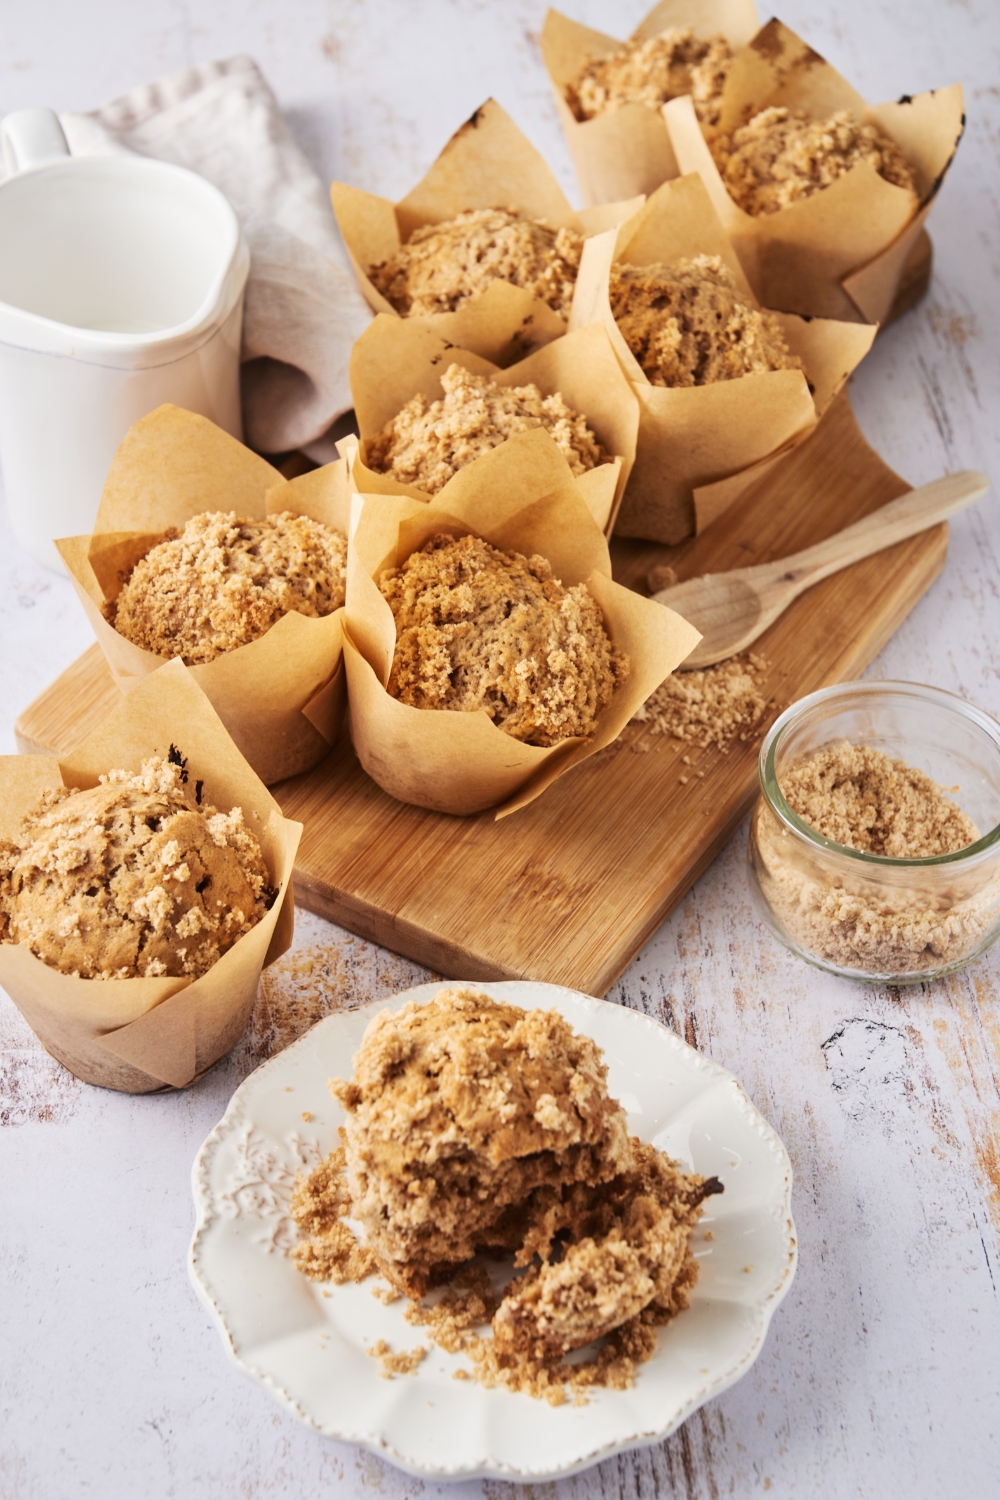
[[756, 470, 990, 595]]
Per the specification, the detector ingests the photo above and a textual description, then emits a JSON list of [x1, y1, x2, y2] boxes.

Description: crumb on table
[[632, 652, 770, 750]]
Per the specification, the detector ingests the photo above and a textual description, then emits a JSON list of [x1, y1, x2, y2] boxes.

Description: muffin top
[[712, 106, 917, 217], [368, 208, 584, 319], [328, 987, 633, 1284], [609, 253, 803, 388], [0, 755, 271, 980], [366, 363, 607, 494], [112, 510, 347, 665], [379, 533, 628, 746], [567, 27, 733, 130]]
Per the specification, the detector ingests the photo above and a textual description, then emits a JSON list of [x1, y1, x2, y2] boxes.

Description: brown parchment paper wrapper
[[330, 97, 642, 367], [347, 314, 639, 536], [0, 660, 301, 1095], [664, 19, 964, 322], [541, 0, 760, 208], [568, 173, 875, 544], [56, 405, 351, 786], [342, 427, 699, 819]]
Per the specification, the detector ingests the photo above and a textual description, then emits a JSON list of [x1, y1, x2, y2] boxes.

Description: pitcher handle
[[2, 108, 70, 175]]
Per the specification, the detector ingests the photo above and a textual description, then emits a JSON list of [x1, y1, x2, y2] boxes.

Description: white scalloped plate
[[189, 981, 796, 1481]]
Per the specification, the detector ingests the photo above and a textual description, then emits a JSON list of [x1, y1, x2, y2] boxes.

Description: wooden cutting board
[[15, 384, 947, 997]]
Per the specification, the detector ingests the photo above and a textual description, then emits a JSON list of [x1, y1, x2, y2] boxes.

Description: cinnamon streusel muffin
[[712, 106, 917, 216], [367, 364, 607, 494], [112, 511, 347, 665], [368, 209, 584, 319], [378, 533, 628, 746], [0, 755, 271, 980], [567, 27, 733, 131], [316, 988, 633, 1295], [291, 988, 722, 1397], [609, 254, 803, 387]]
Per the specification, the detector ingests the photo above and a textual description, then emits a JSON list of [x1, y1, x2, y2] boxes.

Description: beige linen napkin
[[55, 56, 372, 455]]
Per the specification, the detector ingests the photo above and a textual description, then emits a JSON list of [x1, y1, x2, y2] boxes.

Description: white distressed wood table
[[2, 1, 999, 1495]]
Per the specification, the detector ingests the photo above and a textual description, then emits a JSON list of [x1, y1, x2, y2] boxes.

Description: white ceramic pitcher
[[0, 107, 250, 570]]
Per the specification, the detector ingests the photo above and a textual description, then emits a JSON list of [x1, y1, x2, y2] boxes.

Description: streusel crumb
[[379, 534, 628, 746], [712, 107, 917, 217], [368, 209, 584, 319], [780, 742, 978, 857], [0, 756, 270, 980], [112, 511, 347, 665], [367, 364, 607, 494], [633, 653, 770, 750], [367, 1340, 427, 1379], [609, 255, 802, 388], [567, 27, 733, 130], [756, 743, 995, 975]]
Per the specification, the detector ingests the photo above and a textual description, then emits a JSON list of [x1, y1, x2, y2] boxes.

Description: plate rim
[[189, 979, 797, 1481]]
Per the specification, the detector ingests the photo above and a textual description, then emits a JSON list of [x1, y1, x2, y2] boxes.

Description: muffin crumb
[[754, 740, 998, 977], [780, 742, 977, 857], [290, 988, 719, 1402], [367, 1340, 428, 1379]]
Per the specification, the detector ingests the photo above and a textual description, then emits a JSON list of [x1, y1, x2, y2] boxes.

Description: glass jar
[[748, 681, 1000, 983]]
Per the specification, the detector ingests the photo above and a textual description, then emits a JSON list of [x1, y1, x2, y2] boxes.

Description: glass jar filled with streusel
[[748, 682, 1000, 983]]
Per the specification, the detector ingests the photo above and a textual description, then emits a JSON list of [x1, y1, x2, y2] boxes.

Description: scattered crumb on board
[[632, 653, 771, 750]]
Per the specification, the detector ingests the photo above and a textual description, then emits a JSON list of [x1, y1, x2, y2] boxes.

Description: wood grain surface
[[15, 395, 947, 996], [2, 3, 999, 1499]]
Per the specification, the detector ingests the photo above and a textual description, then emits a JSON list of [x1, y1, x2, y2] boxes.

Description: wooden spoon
[[653, 469, 990, 670]]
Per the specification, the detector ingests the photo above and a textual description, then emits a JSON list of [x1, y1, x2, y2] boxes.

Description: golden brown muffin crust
[[367, 363, 607, 494], [712, 106, 917, 216], [368, 209, 584, 319], [0, 755, 270, 980], [112, 510, 347, 665], [567, 27, 733, 130], [609, 254, 803, 388], [379, 534, 628, 747]]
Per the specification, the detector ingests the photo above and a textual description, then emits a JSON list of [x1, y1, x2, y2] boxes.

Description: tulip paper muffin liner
[[540, 0, 761, 208], [330, 97, 641, 367], [57, 405, 350, 786], [568, 173, 876, 544], [0, 660, 301, 1095], [347, 315, 640, 536], [342, 427, 699, 818], [664, 18, 964, 322]]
